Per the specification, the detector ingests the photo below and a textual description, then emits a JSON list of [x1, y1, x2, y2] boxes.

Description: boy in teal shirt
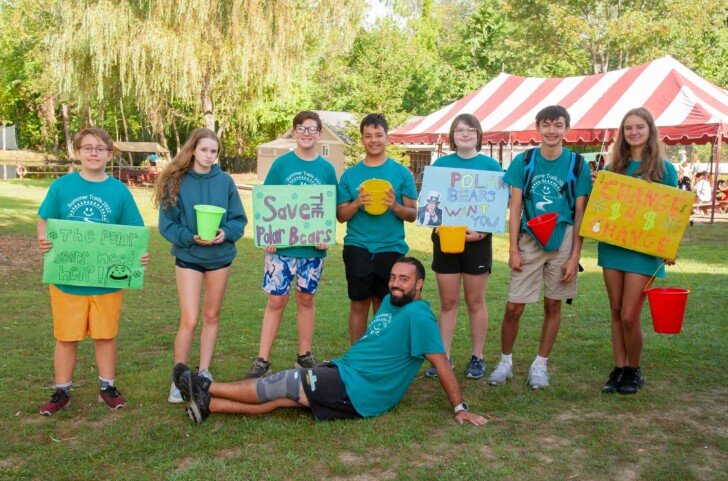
[[337, 114, 418, 344], [487, 106, 591, 390], [245, 111, 338, 379]]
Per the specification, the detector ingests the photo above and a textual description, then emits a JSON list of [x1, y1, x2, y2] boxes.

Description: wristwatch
[[453, 402, 469, 414]]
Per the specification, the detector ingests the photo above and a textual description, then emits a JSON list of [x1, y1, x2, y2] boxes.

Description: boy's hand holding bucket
[[360, 179, 392, 215]]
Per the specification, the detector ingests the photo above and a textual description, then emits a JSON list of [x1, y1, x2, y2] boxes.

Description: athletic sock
[[501, 353, 513, 365], [99, 376, 114, 390], [533, 355, 548, 367], [56, 381, 72, 395]]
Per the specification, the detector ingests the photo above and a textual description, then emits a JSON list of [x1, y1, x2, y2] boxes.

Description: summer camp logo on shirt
[[364, 312, 393, 338], [66, 194, 112, 222], [531, 174, 565, 213], [284, 171, 321, 185]]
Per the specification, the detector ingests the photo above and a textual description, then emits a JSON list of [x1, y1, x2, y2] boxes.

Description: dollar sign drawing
[[609, 202, 622, 221], [643, 211, 656, 230]]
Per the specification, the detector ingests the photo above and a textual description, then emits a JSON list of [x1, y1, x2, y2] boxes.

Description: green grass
[[0, 179, 727, 480]]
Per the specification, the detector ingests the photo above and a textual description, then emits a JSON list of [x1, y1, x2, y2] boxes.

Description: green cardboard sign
[[252, 185, 337, 248], [43, 219, 149, 289]]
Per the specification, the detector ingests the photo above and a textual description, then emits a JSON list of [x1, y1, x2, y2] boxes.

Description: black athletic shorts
[[300, 363, 362, 421], [342, 245, 401, 300], [431, 231, 493, 275], [175, 258, 231, 273]]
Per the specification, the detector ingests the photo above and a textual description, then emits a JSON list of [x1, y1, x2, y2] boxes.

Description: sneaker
[[39, 389, 70, 416], [198, 369, 213, 382], [98, 386, 127, 409], [618, 367, 644, 395], [295, 352, 319, 369], [487, 361, 513, 386], [168, 382, 183, 404], [179, 369, 211, 423], [245, 357, 272, 379], [424, 358, 455, 378], [527, 363, 550, 390], [601, 367, 625, 394], [465, 356, 486, 379]]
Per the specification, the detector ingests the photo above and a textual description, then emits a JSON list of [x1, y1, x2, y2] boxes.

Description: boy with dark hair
[[245, 111, 338, 379], [487, 105, 591, 389], [37, 127, 149, 415], [337, 114, 418, 344]]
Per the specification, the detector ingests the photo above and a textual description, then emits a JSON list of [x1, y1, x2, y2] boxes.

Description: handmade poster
[[580, 170, 695, 259], [43, 219, 149, 289], [417, 166, 508, 233], [252, 185, 337, 248]]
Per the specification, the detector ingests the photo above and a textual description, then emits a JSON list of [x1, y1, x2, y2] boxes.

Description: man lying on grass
[[174, 256, 486, 426]]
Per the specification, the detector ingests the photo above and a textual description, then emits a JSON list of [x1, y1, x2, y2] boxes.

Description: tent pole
[[710, 135, 722, 223]]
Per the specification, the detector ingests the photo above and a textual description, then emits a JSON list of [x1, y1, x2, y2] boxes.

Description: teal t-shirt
[[337, 158, 417, 254], [432, 152, 503, 172], [264, 150, 338, 258], [597, 160, 678, 278], [332, 295, 445, 418], [37, 172, 144, 295], [503, 148, 592, 251]]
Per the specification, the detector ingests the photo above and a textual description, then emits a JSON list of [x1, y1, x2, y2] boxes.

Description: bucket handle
[[644, 262, 692, 293]]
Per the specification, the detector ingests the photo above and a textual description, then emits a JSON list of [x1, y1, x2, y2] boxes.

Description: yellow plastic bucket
[[439, 226, 467, 253], [361, 179, 391, 215], [194, 204, 226, 241]]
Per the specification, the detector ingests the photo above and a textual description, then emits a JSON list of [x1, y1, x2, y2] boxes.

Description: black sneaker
[[245, 357, 272, 379], [295, 352, 319, 369], [180, 369, 211, 423], [602, 367, 625, 394], [618, 367, 645, 395]]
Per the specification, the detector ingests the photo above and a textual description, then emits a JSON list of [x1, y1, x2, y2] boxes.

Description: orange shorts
[[50, 285, 123, 341]]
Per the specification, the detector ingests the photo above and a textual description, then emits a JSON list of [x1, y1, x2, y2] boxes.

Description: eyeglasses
[[454, 128, 477, 135], [80, 145, 110, 154], [294, 126, 320, 135]]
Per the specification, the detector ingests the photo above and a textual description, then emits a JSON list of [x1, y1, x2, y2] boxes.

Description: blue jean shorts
[[262, 253, 324, 296]]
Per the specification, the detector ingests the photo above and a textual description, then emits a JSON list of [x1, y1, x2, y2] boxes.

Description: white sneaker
[[168, 381, 183, 404], [487, 361, 513, 385], [527, 363, 550, 389]]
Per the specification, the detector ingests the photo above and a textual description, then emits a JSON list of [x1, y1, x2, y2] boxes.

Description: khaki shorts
[[50, 285, 123, 341], [508, 225, 578, 303]]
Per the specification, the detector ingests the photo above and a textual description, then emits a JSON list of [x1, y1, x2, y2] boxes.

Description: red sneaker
[[98, 386, 127, 410], [40, 389, 71, 416]]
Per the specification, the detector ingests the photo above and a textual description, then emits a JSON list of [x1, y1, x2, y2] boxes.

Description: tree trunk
[[172, 120, 180, 156], [62, 103, 74, 158], [119, 98, 129, 141], [201, 74, 215, 131]]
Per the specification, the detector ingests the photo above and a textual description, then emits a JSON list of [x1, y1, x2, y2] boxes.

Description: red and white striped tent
[[389, 56, 728, 147]]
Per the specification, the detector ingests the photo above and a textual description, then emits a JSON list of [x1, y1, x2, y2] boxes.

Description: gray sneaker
[[295, 352, 319, 369], [168, 381, 183, 404], [245, 357, 272, 379], [487, 361, 513, 385], [527, 363, 550, 389], [424, 358, 455, 378]]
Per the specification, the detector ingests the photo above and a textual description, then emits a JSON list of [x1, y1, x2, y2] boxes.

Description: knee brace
[[255, 369, 300, 403]]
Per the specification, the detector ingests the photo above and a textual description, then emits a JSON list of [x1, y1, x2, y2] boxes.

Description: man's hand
[[508, 250, 524, 271], [455, 410, 488, 426]]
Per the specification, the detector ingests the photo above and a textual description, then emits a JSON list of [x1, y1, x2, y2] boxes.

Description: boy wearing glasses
[[37, 127, 149, 415], [337, 114, 418, 345], [245, 111, 338, 379]]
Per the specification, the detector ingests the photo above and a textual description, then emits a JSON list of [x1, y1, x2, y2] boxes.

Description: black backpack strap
[[522, 148, 537, 201]]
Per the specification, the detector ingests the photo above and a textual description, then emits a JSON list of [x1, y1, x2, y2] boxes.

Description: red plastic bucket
[[526, 212, 557, 246], [645, 287, 690, 334], [644, 264, 691, 334]]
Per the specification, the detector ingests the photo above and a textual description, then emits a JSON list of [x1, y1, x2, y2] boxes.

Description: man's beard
[[390, 288, 416, 306]]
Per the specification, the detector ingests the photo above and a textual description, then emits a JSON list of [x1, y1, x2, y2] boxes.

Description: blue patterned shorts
[[262, 254, 324, 295]]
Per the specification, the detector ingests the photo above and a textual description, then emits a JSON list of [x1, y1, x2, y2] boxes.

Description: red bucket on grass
[[526, 212, 557, 246], [644, 264, 691, 334]]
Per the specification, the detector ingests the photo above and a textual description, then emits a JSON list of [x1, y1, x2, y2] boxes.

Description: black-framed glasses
[[80, 145, 110, 154], [294, 126, 320, 135]]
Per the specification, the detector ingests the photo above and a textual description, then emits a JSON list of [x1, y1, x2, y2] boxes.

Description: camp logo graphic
[[367, 313, 393, 337], [531, 174, 565, 212], [67, 194, 113, 223], [284, 171, 320, 185]]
